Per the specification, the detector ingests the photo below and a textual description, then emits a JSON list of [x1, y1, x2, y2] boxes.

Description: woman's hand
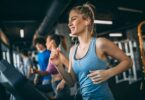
[[87, 69, 112, 84], [50, 48, 61, 66], [50, 49, 59, 60], [56, 80, 65, 91]]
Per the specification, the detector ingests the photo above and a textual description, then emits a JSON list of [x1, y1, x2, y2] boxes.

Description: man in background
[[34, 37, 51, 85]]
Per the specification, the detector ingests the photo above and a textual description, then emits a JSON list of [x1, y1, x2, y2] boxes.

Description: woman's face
[[46, 36, 53, 50], [68, 10, 87, 36]]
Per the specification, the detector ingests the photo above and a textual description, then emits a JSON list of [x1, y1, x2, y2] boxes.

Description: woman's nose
[[45, 43, 47, 47], [68, 21, 72, 27]]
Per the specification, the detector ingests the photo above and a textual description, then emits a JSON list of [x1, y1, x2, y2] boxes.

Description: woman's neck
[[78, 32, 92, 45]]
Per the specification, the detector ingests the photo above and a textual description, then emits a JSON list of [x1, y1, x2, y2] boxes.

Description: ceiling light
[[20, 29, 24, 38], [94, 20, 113, 25], [109, 33, 122, 37], [118, 7, 143, 13]]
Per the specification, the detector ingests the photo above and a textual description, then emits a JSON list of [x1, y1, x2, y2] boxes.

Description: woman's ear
[[85, 18, 91, 26]]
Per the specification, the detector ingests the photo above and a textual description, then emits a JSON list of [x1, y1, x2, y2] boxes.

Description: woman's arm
[[51, 47, 76, 87], [56, 50, 76, 86], [33, 68, 48, 76], [100, 38, 132, 76], [56, 79, 65, 91], [88, 38, 132, 84]]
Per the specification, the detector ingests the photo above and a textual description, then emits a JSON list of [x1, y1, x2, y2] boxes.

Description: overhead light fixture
[[109, 33, 122, 37], [94, 20, 113, 25], [20, 29, 24, 38], [118, 7, 143, 13]]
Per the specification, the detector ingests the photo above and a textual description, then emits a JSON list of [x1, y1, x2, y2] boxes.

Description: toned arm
[[97, 38, 132, 77]]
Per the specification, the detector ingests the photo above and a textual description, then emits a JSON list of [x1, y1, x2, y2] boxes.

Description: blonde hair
[[70, 3, 96, 35]]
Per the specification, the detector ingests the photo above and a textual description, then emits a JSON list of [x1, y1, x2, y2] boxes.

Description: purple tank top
[[46, 61, 58, 74]]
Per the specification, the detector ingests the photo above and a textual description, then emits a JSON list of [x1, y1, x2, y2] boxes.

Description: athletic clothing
[[46, 61, 58, 75], [37, 50, 51, 82], [72, 38, 114, 100]]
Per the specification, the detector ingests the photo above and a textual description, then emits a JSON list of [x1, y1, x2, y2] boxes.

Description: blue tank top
[[72, 38, 114, 100]]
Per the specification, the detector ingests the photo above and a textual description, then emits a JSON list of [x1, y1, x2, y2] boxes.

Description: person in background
[[50, 3, 132, 100], [20, 49, 35, 82], [34, 34, 70, 100], [10, 49, 36, 100], [34, 37, 51, 85]]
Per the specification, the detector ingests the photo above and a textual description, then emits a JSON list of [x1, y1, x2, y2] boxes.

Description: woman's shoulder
[[96, 37, 107, 42], [95, 37, 106, 45], [96, 37, 112, 44], [68, 45, 77, 59], [95, 37, 113, 50], [70, 45, 77, 52]]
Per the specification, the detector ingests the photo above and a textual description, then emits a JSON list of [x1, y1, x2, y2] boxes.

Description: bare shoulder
[[95, 37, 117, 52], [69, 45, 77, 59], [95, 37, 110, 47], [70, 45, 77, 54], [96, 37, 111, 43]]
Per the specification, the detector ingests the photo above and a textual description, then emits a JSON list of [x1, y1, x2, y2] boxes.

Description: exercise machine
[[0, 60, 49, 100]]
